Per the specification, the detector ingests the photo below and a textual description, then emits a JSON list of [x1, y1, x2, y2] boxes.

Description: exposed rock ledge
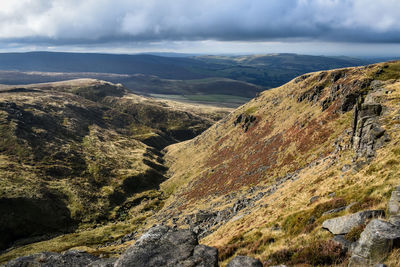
[[2, 226, 262, 267]]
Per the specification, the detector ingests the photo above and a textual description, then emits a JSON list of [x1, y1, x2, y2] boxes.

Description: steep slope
[[158, 61, 400, 265], [0, 79, 227, 256]]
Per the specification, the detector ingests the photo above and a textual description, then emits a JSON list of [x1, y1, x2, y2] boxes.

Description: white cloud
[[0, 0, 399, 45]]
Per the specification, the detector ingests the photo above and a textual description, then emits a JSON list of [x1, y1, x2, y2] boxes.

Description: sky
[[1, 0, 400, 57]]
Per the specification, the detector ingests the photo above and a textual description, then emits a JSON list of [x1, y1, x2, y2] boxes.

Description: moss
[[345, 224, 366, 242], [373, 62, 400, 81], [392, 147, 400, 156], [366, 163, 380, 175], [283, 198, 347, 235], [244, 106, 258, 115]]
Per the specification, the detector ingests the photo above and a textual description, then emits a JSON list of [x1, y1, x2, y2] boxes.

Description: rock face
[[322, 210, 385, 235], [3, 227, 219, 267], [2, 250, 114, 267], [114, 225, 218, 267], [332, 235, 356, 252], [226, 256, 263, 267], [348, 219, 400, 266], [233, 113, 257, 132], [388, 186, 400, 227], [351, 102, 389, 158]]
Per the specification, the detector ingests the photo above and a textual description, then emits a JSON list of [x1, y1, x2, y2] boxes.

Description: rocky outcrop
[[233, 113, 257, 132], [2, 250, 115, 267], [175, 172, 300, 239], [388, 186, 400, 227], [351, 102, 389, 158], [297, 84, 324, 103], [226, 255, 263, 267], [4, 226, 218, 267], [322, 210, 385, 235], [348, 219, 400, 266], [114, 225, 218, 267]]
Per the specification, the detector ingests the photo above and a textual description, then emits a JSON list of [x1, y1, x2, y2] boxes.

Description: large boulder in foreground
[[322, 210, 384, 235], [3, 250, 115, 267], [226, 255, 263, 267], [114, 225, 218, 267], [349, 219, 400, 266]]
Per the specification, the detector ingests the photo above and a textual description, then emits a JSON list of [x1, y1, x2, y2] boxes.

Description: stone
[[226, 255, 263, 267], [87, 258, 117, 267], [322, 206, 347, 216], [341, 93, 360, 112], [3, 250, 101, 267], [341, 164, 351, 172], [388, 189, 400, 216], [187, 245, 218, 267], [195, 211, 216, 223], [332, 235, 354, 251], [114, 225, 218, 267], [322, 210, 385, 235], [349, 219, 400, 266], [352, 102, 390, 158], [309, 195, 320, 204], [389, 215, 400, 227]]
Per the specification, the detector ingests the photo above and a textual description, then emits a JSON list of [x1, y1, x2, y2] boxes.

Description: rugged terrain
[[0, 79, 229, 261], [2, 61, 400, 266], [155, 60, 400, 266]]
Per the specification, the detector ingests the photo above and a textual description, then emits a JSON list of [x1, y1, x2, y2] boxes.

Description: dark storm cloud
[[1, 0, 400, 46]]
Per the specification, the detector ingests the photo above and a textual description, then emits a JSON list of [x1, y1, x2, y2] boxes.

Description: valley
[[1, 60, 400, 266]]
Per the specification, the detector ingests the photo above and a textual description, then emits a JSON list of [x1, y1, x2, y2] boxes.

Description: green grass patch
[[373, 62, 400, 81], [244, 106, 258, 115], [283, 198, 347, 235]]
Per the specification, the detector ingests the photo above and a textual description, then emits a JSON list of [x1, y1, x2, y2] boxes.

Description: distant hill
[[0, 52, 368, 86], [193, 53, 369, 87], [0, 52, 371, 106], [0, 52, 210, 79]]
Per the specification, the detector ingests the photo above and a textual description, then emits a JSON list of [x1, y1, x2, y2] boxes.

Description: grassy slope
[[161, 61, 400, 266], [0, 79, 229, 263]]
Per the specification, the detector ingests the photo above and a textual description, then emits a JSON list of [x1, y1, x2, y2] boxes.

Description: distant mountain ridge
[[0, 52, 373, 106], [0, 51, 368, 85]]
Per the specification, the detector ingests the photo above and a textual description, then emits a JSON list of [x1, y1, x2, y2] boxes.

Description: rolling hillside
[[2, 61, 400, 266], [0, 79, 229, 257]]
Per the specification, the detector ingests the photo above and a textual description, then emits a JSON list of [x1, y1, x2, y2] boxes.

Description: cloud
[[0, 0, 400, 46]]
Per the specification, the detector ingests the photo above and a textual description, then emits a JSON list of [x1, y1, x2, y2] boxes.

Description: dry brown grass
[[160, 61, 400, 265]]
